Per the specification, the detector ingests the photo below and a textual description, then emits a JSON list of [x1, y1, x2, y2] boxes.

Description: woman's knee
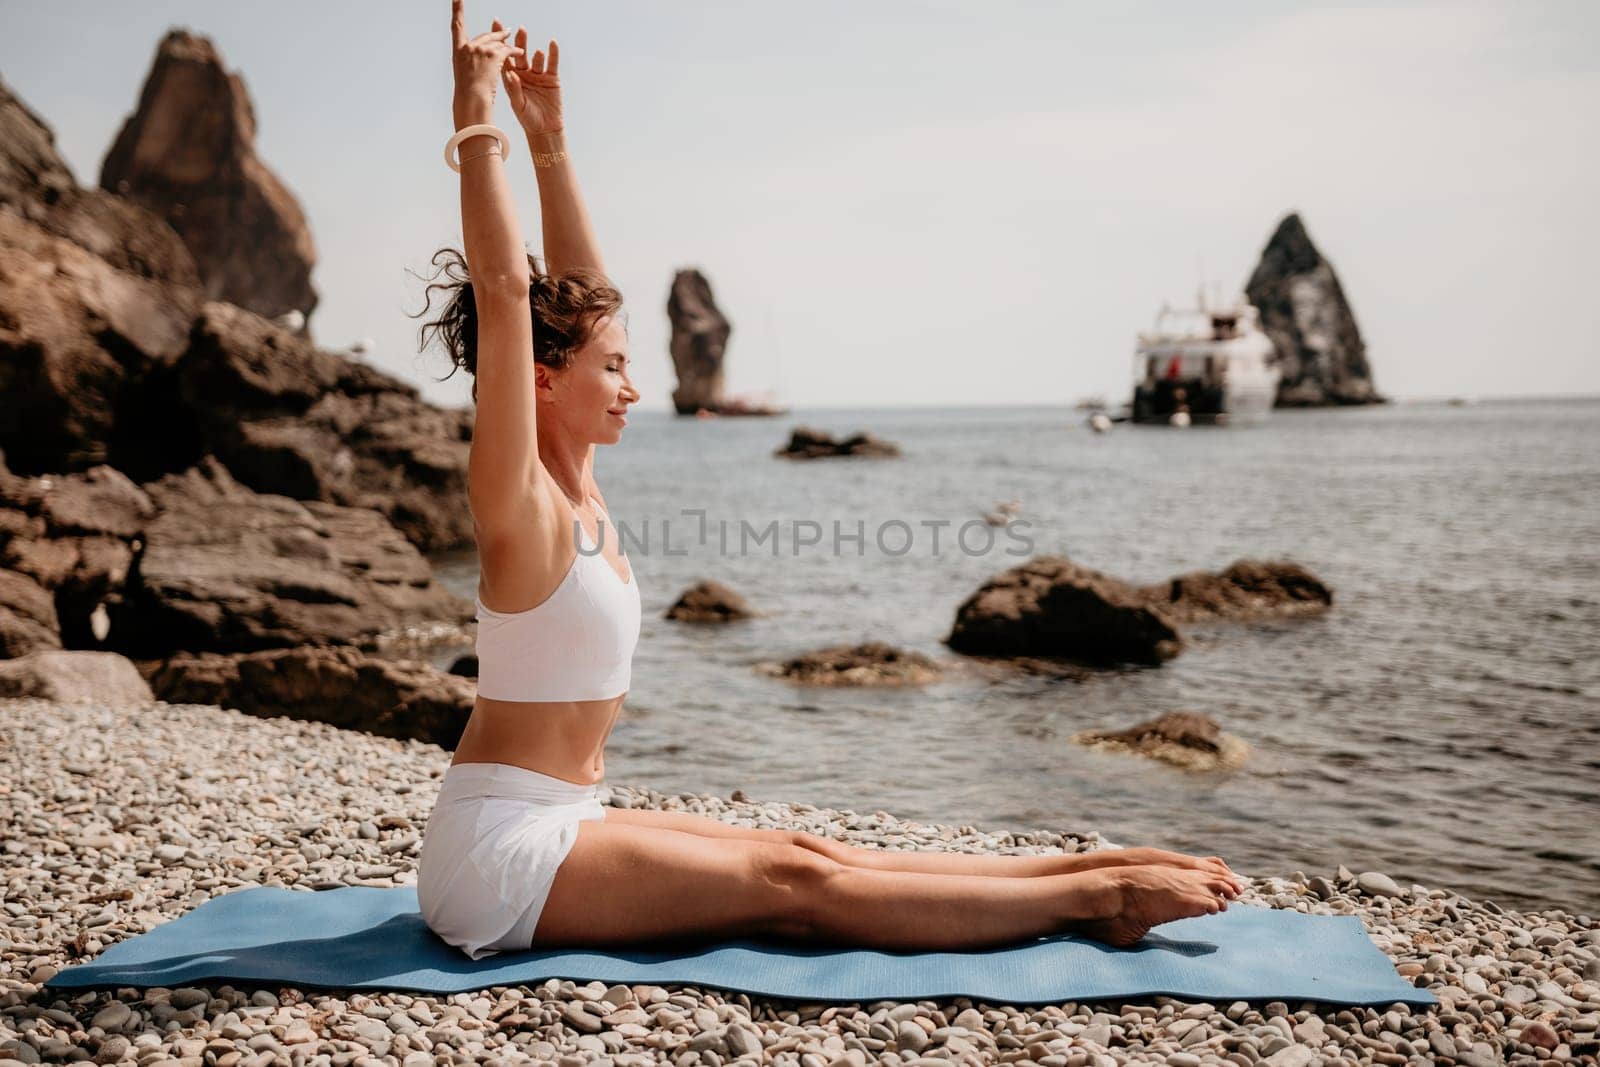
[[753, 841, 841, 939]]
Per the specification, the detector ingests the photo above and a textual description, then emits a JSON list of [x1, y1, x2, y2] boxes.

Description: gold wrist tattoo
[[532, 147, 568, 168]]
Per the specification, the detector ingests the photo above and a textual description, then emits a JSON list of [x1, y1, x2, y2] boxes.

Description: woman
[[415, 0, 1245, 960]]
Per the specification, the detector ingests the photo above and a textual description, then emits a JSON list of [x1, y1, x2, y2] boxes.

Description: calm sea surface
[[429, 397, 1600, 915]]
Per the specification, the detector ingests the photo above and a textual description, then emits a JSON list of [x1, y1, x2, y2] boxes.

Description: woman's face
[[538, 314, 638, 443]]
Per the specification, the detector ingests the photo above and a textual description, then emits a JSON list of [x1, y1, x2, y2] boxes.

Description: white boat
[[1131, 291, 1280, 425]]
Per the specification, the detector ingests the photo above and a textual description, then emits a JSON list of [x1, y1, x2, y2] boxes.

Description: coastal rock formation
[[774, 426, 902, 459], [664, 579, 756, 622], [1143, 559, 1333, 623], [0, 649, 154, 706], [0, 456, 472, 660], [146, 645, 474, 749], [177, 301, 474, 552], [1245, 213, 1382, 407], [946, 556, 1332, 667], [0, 463, 156, 656], [946, 557, 1184, 666], [666, 269, 731, 415], [100, 30, 318, 331], [0, 210, 200, 478], [1074, 711, 1250, 771], [120, 457, 470, 656], [756, 641, 943, 687], [0, 568, 57, 658], [0, 78, 473, 552], [0, 76, 198, 287]]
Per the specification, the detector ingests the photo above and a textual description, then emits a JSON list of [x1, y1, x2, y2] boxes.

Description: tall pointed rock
[[100, 29, 318, 333], [667, 268, 731, 415], [1245, 213, 1382, 406]]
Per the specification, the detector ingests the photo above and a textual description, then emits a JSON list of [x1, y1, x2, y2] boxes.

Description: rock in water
[[1245, 212, 1382, 407], [100, 30, 318, 332], [756, 641, 943, 687], [664, 580, 756, 622], [1074, 711, 1250, 771], [1140, 559, 1333, 624], [667, 269, 731, 415], [773, 427, 902, 459], [946, 556, 1184, 666], [947, 555, 1333, 668]]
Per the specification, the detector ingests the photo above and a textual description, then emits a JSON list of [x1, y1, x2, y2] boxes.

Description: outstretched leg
[[603, 807, 1243, 889], [535, 822, 1239, 952], [795, 832, 1243, 889], [807, 861, 1240, 951]]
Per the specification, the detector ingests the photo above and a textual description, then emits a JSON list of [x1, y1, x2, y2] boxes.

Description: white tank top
[[473, 497, 641, 702]]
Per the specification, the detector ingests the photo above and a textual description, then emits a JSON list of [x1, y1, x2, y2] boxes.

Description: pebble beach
[[2, 697, 1597, 1067]]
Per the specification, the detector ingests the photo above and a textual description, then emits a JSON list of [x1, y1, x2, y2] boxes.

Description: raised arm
[[502, 32, 607, 277], [450, 1, 538, 527]]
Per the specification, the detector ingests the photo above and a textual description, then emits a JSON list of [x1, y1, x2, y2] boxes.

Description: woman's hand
[[501, 28, 564, 136], [450, 0, 524, 128]]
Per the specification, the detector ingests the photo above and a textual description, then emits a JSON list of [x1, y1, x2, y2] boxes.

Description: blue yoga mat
[[47, 886, 1436, 1006]]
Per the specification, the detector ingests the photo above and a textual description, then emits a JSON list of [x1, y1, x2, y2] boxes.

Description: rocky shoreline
[[3, 697, 1597, 1067]]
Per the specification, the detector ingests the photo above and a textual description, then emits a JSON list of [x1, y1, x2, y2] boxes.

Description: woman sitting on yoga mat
[[414, 0, 1246, 960]]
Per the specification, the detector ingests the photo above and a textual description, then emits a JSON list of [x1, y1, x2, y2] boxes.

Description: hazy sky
[[3, 1, 1595, 410]]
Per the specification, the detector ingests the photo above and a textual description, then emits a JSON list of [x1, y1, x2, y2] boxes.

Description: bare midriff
[[450, 692, 625, 786], [456, 482, 632, 786]]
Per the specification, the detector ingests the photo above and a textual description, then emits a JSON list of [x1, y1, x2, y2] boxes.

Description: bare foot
[[1068, 864, 1241, 948], [1086, 846, 1246, 889]]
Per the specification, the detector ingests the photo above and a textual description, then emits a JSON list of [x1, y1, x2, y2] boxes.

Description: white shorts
[[416, 761, 607, 960]]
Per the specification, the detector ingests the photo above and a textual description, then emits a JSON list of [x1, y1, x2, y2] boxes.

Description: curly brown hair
[[410, 248, 625, 404]]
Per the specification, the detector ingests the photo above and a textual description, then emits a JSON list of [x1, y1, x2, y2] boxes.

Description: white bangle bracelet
[[445, 124, 511, 172]]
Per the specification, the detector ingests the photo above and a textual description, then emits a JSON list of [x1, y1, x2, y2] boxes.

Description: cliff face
[[666, 268, 731, 414], [0, 72, 473, 553], [1245, 213, 1383, 407], [99, 30, 318, 334]]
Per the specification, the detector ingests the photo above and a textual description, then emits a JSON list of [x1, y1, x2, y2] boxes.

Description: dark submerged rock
[[756, 640, 943, 687], [947, 555, 1332, 668], [1074, 711, 1250, 771], [774, 426, 902, 459], [664, 579, 756, 622], [1138, 559, 1333, 624], [946, 556, 1184, 667]]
